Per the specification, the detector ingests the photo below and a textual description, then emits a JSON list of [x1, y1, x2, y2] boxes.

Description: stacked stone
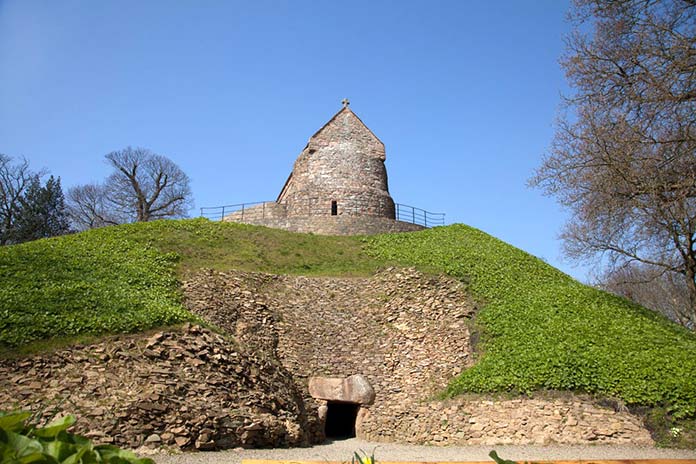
[[182, 267, 654, 447], [223, 214, 424, 236], [0, 324, 321, 451], [2, 267, 655, 451]]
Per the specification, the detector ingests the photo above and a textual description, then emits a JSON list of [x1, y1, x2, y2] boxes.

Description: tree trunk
[[685, 262, 696, 328]]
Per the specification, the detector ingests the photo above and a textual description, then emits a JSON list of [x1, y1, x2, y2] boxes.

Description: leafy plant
[[0, 410, 153, 463], [350, 449, 376, 464], [0, 225, 197, 348], [489, 450, 519, 464]]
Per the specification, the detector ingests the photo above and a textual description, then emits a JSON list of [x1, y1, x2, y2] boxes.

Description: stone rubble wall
[[0, 324, 321, 451], [282, 192, 395, 218], [223, 202, 288, 222], [360, 396, 652, 446], [224, 214, 424, 235], [183, 268, 654, 447], [0, 267, 655, 450]]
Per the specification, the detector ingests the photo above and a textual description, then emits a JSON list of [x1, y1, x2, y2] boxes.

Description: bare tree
[[66, 183, 122, 231], [599, 263, 693, 329], [530, 0, 696, 323], [104, 147, 193, 222], [0, 155, 34, 245]]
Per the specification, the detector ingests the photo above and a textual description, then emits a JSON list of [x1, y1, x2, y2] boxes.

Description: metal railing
[[200, 201, 272, 222], [200, 200, 445, 228], [395, 203, 445, 227]]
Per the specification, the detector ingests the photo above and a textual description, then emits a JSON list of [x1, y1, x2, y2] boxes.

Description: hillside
[[0, 219, 387, 352], [1, 219, 695, 443], [367, 226, 696, 419]]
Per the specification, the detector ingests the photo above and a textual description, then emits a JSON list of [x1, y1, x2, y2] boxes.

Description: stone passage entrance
[[325, 401, 359, 439], [308, 374, 375, 440]]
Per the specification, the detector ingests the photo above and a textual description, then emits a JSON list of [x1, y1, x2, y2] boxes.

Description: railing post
[[241, 204, 245, 221], [425, 211, 428, 228], [412, 206, 415, 224], [221, 206, 225, 221]]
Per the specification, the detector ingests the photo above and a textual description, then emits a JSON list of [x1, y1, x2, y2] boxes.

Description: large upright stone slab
[[308, 374, 375, 405]]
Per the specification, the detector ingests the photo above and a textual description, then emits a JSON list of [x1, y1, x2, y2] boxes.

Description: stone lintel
[[308, 374, 375, 405]]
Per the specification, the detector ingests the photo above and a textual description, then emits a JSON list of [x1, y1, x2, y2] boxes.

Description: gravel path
[[152, 438, 696, 464]]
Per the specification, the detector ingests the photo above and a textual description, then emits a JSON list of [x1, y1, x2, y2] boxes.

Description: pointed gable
[[307, 107, 385, 151], [277, 102, 394, 221], [278, 105, 388, 202]]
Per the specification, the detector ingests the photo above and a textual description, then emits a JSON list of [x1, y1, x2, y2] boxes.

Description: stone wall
[[0, 324, 321, 451], [278, 107, 395, 220], [224, 214, 424, 236], [1, 267, 655, 450], [223, 202, 288, 221], [359, 395, 651, 446], [182, 268, 654, 447]]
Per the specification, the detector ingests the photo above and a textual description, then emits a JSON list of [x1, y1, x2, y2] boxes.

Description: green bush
[[367, 224, 696, 418], [0, 410, 153, 463]]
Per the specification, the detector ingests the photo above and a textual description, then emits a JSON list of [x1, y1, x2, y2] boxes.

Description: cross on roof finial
[[342, 98, 350, 108]]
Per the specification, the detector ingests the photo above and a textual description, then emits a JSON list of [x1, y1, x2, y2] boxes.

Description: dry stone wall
[[359, 395, 652, 446], [224, 214, 424, 235], [0, 324, 321, 451], [1, 267, 655, 450], [182, 267, 654, 447]]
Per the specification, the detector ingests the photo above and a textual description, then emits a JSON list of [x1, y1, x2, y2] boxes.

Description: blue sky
[[0, 1, 596, 281]]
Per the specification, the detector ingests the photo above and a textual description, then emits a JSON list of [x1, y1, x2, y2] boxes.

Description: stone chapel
[[224, 101, 427, 235]]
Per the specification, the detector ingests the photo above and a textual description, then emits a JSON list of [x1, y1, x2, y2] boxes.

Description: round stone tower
[[277, 101, 396, 219]]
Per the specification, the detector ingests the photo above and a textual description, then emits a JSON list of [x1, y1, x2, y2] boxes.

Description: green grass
[[0, 219, 388, 350], [366, 224, 696, 418], [2, 219, 695, 420], [111, 218, 387, 276], [0, 228, 195, 348]]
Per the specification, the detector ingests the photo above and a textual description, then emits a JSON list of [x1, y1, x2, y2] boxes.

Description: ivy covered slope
[[2, 219, 695, 418], [0, 225, 194, 348], [367, 224, 696, 418]]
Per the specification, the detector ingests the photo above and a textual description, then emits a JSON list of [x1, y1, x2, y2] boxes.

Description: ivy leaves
[[367, 224, 696, 418]]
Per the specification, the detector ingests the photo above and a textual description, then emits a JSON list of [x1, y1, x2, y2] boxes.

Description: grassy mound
[[102, 218, 385, 276], [367, 224, 696, 418], [2, 219, 695, 419], [0, 219, 386, 350], [0, 226, 194, 348]]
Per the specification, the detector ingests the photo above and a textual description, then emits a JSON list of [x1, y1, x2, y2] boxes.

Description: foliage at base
[[642, 407, 696, 449], [0, 410, 153, 464]]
